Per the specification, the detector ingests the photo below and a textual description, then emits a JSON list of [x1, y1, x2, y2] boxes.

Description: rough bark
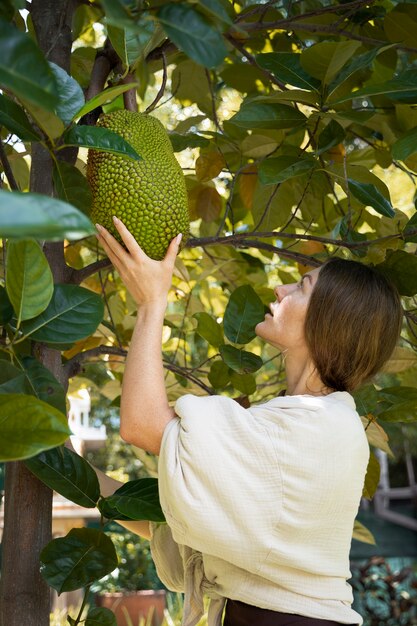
[[0, 2, 75, 625]]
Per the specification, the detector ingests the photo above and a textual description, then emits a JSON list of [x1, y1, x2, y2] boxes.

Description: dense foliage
[[1, 1, 417, 625]]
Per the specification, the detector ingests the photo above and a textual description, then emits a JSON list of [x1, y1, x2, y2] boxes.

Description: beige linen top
[[150, 392, 369, 626]]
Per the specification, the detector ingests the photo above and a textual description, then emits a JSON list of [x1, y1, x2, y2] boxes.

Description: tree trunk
[[0, 2, 75, 625]]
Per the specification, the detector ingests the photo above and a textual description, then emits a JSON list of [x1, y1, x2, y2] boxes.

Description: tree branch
[[226, 34, 288, 91], [63, 344, 214, 393], [68, 257, 112, 284], [145, 51, 168, 113], [0, 140, 19, 191]]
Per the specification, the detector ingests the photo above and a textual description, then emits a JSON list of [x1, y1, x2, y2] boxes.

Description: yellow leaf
[[360, 414, 394, 458], [239, 164, 258, 210], [362, 451, 380, 500], [353, 520, 376, 545], [63, 336, 104, 360], [381, 346, 417, 374], [195, 151, 225, 182], [195, 186, 223, 222]]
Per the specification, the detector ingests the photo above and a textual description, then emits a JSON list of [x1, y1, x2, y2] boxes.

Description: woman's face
[[255, 267, 321, 352]]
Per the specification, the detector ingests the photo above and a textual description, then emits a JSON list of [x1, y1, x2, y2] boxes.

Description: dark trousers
[[223, 599, 359, 626]]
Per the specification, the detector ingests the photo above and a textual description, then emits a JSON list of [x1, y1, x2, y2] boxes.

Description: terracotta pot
[[96, 589, 166, 626]]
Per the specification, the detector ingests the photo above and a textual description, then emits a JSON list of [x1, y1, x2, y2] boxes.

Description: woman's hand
[[95, 216, 182, 308]]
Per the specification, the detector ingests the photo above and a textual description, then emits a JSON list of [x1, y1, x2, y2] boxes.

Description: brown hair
[[304, 257, 403, 393]]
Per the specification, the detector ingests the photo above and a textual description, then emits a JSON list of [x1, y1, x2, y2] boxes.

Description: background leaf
[[193, 312, 224, 347], [21, 356, 66, 413], [157, 3, 227, 69], [348, 179, 395, 218], [229, 102, 306, 130], [0, 394, 70, 461], [223, 285, 265, 344], [25, 446, 100, 508], [85, 607, 117, 626], [0, 190, 95, 240], [0, 18, 58, 111], [40, 528, 117, 594], [6, 239, 53, 326], [20, 284, 104, 344], [259, 156, 315, 185], [62, 126, 141, 160], [73, 83, 138, 120], [256, 53, 320, 91], [98, 478, 165, 522], [0, 93, 41, 141], [377, 250, 417, 296], [52, 161, 92, 214], [219, 345, 263, 373], [49, 62, 85, 126]]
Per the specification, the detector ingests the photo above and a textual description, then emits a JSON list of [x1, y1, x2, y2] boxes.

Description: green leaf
[[208, 360, 230, 388], [391, 126, 417, 161], [157, 3, 227, 69], [0, 93, 41, 141], [220, 345, 263, 374], [62, 126, 141, 160], [52, 161, 92, 214], [0, 18, 58, 111], [300, 41, 361, 85], [0, 394, 70, 461], [40, 528, 118, 594], [0, 362, 31, 394], [258, 155, 315, 185], [100, 0, 140, 29], [330, 70, 417, 105], [25, 446, 100, 509], [347, 179, 395, 218], [198, 0, 233, 26], [376, 250, 417, 297], [0, 190, 95, 240], [317, 120, 345, 153], [107, 19, 156, 68], [169, 132, 210, 152], [85, 607, 117, 626], [193, 312, 224, 347], [229, 102, 306, 130], [73, 83, 138, 121], [223, 285, 265, 344], [403, 212, 417, 243], [0, 285, 14, 325], [20, 284, 104, 344], [230, 372, 256, 395], [255, 53, 320, 91], [98, 478, 165, 522], [376, 386, 417, 422], [384, 10, 417, 49], [6, 239, 54, 326], [21, 356, 66, 413], [328, 47, 387, 96], [49, 62, 85, 127], [362, 451, 380, 499]]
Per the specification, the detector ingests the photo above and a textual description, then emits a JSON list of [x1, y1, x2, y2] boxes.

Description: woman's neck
[[283, 350, 332, 397]]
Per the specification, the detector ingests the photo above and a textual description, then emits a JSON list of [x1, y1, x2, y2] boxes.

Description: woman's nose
[[274, 284, 284, 301]]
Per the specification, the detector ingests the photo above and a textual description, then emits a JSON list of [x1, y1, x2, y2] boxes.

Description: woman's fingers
[[163, 233, 182, 267], [112, 216, 145, 259], [95, 225, 127, 271]]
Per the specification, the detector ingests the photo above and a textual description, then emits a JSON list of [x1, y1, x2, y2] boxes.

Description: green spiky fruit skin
[[87, 110, 189, 260]]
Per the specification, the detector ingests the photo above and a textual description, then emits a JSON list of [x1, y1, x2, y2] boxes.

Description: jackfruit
[[87, 110, 189, 260]]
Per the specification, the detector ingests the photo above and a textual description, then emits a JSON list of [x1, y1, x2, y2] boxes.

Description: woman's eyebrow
[[303, 274, 313, 285]]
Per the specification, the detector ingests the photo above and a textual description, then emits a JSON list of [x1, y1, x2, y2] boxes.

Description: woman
[[95, 216, 403, 626]]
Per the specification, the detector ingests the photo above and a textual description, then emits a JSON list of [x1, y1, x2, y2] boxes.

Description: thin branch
[[0, 139, 19, 191], [145, 39, 177, 62], [69, 258, 112, 284], [226, 34, 288, 91], [205, 68, 221, 132], [122, 72, 138, 112], [63, 344, 213, 393], [234, 0, 373, 24], [145, 51, 168, 114]]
